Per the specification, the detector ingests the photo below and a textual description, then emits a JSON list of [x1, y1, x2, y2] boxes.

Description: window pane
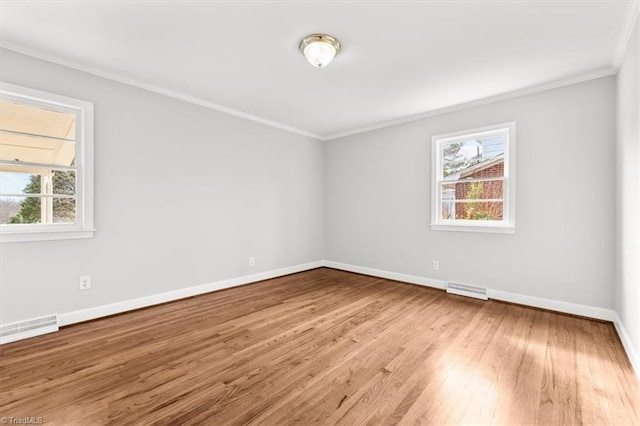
[[442, 135, 505, 181], [0, 100, 76, 140], [0, 170, 38, 195], [1, 195, 40, 224], [0, 131, 76, 166], [443, 179, 504, 201], [0, 196, 23, 224], [0, 196, 76, 224], [53, 198, 76, 223], [441, 201, 503, 221], [51, 170, 76, 195], [0, 169, 75, 196]]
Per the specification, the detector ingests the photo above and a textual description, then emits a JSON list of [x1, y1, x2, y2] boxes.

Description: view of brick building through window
[[453, 156, 504, 220], [439, 134, 505, 221]]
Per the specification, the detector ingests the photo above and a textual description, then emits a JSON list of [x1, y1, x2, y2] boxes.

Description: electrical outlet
[[249, 257, 255, 266], [79, 275, 91, 291], [433, 261, 439, 271]]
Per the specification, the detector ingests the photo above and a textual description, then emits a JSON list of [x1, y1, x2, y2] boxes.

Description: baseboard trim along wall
[[61, 260, 613, 326], [58, 260, 324, 327], [323, 260, 447, 290], [613, 312, 640, 379], [488, 289, 614, 321], [323, 260, 614, 321]]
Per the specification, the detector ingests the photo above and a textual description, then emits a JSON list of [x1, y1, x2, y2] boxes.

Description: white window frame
[[430, 122, 516, 234], [1, 82, 95, 243]]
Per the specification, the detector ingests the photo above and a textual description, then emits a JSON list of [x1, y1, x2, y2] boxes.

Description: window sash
[[0, 162, 79, 206], [443, 198, 504, 204], [0, 160, 77, 172], [436, 178, 510, 221], [440, 176, 504, 185], [1, 193, 76, 199], [438, 178, 506, 206]]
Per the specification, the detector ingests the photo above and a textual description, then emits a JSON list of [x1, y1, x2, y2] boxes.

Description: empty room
[[1, 0, 639, 424]]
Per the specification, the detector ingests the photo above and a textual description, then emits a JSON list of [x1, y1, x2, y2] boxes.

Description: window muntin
[[0, 82, 94, 242], [431, 123, 515, 232]]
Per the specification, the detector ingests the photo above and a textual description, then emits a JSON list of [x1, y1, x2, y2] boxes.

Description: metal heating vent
[[0, 315, 59, 344], [446, 282, 488, 300]]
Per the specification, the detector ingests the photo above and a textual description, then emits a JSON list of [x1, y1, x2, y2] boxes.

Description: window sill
[[1, 229, 95, 243], [430, 224, 515, 234]]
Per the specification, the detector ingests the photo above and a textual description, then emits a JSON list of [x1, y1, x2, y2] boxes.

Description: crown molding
[[0, 41, 618, 143], [322, 67, 616, 141], [613, 0, 640, 71], [0, 41, 324, 141]]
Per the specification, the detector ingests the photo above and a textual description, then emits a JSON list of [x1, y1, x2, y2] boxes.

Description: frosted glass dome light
[[299, 34, 341, 68]]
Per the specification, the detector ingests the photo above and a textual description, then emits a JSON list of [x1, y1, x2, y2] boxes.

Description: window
[[0, 82, 94, 242], [431, 122, 515, 233]]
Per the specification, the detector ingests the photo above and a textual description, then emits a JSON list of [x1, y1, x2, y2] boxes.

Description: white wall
[[325, 77, 616, 309], [0, 49, 324, 324], [0, 46, 625, 336], [616, 19, 640, 364]]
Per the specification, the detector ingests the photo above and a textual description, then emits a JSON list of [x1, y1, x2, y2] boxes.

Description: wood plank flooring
[[1, 268, 638, 425]]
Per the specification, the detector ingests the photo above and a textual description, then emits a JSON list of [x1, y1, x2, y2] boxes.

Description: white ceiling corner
[[613, 0, 640, 71]]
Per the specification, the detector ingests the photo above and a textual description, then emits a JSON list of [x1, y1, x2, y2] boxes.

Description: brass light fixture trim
[[299, 33, 342, 67]]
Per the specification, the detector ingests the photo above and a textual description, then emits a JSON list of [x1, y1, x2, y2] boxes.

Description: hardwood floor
[[1, 268, 638, 425]]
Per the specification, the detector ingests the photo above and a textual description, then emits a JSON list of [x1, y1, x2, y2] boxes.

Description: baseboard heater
[[446, 281, 488, 300], [0, 315, 59, 345]]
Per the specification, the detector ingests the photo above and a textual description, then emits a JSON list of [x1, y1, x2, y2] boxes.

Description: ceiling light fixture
[[299, 34, 341, 68]]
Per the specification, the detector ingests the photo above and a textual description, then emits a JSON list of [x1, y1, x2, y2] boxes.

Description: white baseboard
[[322, 260, 446, 290], [613, 312, 640, 379], [58, 261, 323, 327], [323, 260, 614, 321], [488, 289, 614, 321]]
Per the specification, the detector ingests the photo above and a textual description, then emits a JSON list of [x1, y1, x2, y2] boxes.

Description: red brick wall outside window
[[454, 162, 504, 220]]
